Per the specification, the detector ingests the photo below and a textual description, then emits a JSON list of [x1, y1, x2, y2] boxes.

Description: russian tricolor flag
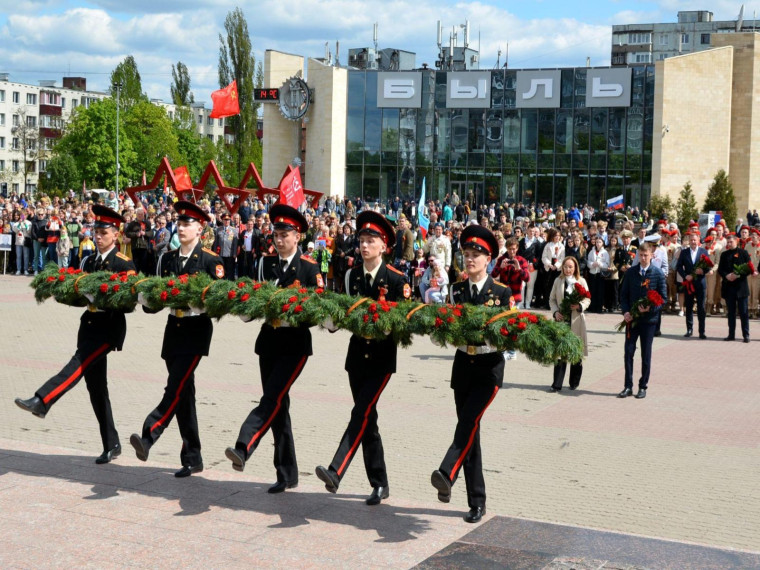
[[606, 194, 624, 210], [418, 178, 430, 239]]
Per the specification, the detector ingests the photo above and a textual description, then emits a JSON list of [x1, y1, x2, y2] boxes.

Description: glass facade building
[[345, 66, 655, 209]]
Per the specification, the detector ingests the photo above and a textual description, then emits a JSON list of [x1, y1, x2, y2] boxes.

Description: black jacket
[[718, 247, 751, 299], [255, 252, 323, 357], [345, 262, 409, 374], [79, 248, 136, 351]]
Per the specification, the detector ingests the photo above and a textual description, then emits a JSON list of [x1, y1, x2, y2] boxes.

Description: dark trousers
[[684, 286, 706, 334], [327, 370, 392, 487], [35, 340, 118, 451], [238, 251, 255, 278], [140, 353, 202, 466], [588, 273, 605, 312], [234, 353, 308, 484], [604, 279, 619, 311], [724, 292, 750, 339], [222, 256, 236, 280], [552, 361, 583, 390], [624, 321, 657, 390], [439, 384, 499, 509]]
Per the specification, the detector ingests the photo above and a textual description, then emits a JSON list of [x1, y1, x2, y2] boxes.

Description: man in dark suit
[[675, 228, 709, 339], [618, 241, 667, 400], [718, 233, 752, 343], [430, 225, 513, 524], [15, 205, 136, 464], [130, 201, 225, 477], [225, 204, 323, 493], [315, 211, 411, 506]]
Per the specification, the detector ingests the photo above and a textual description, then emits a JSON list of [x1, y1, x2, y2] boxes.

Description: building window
[[0, 90, 5, 102], [207, 116, 214, 126], [168, 111, 173, 119], [12, 160, 19, 172], [28, 161, 36, 173], [12, 137, 19, 150], [12, 91, 19, 103], [701, 33, 711, 45], [0, 113, 4, 126], [39, 159, 47, 172], [207, 134, 214, 140], [0, 160, 4, 171], [71, 99, 78, 108], [218, 118, 223, 127], [0, 137, 4, 149], [26, 115, 36, 127], [681, 33, 690, 45], [26, 93, 37, 105], [198, 114, 203, 124], [12, 114, 19, 126], [659, 34, 669, 46], [658, 54, 669, 60], [628, 33, 651, 44], [634, 53, 652, 63], [61, 97, 66, 108]]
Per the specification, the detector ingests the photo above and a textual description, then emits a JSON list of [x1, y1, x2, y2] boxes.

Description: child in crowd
[[56, 227, 72, 268], [78, 230, 96, 262]]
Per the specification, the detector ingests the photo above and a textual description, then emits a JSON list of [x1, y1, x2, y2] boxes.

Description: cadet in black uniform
[[430, 225, 512, 523], [315, 211, 412, 506], [130, 201, 225, 477], [225, 204, 323, 493], [15, 205, 136, 464]]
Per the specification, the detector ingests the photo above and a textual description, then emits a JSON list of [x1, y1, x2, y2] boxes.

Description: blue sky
[[0, 0, 752, 103]]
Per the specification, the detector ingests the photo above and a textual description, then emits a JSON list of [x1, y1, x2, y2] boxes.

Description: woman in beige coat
[[549, 256, 590, 392]]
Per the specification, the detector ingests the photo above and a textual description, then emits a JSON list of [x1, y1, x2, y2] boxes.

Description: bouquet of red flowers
[[733, 262, 755, 277], [683, 254, 714, 295], [559, 282, 591, 320], [616, 289, 665, 333]]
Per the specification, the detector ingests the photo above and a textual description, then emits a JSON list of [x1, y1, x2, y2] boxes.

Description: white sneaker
[[678, 311, 684, 317], [15, 271, 21, 275]]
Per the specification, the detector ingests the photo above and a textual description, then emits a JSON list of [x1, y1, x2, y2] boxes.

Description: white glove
[[137, 292, 150, 307], [189, 305, 206, 315], [322, 317, 338, 332], [239, 314, 254, 323], [84, 293, 94, 303]]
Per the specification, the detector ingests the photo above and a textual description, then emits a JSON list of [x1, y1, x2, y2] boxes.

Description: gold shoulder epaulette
[[202, 247, 219, 257], [492, 280, 508, 287], [386, 264, 404, 276], [301, 255, 317, 264], [115, 252, 130, 260]]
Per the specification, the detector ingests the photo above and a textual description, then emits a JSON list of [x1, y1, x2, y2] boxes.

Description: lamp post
[[113, 82, 122, 195]]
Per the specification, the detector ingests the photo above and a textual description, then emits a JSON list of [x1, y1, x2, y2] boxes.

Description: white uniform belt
[[457, 345, 497, 355], [170, 308, 203, 318]]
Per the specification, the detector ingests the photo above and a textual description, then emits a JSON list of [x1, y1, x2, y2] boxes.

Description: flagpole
[[113, 81, 122, 195]]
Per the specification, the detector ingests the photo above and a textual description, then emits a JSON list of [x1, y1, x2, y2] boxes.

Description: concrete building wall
[[652, 47, 733, 207], [713, 33, 760, 216], [304, 58, 346, 199], [262, 51, 304, 188]]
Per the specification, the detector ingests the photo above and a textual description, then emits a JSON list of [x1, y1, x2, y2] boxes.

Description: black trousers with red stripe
[[439, 383, 500, 509], [234, 352, 308, 484], [35, 340, 118, 452], [139, 353, 202, 467], [327, 370, 391, 488]]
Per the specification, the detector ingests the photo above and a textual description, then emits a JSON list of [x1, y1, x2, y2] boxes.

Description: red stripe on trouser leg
[[150, 355, 201, 433], [336, 373, 392, 476], [42, 343, 111, 405], [449, 385, 499, 481], [246, 355, 307, 453]]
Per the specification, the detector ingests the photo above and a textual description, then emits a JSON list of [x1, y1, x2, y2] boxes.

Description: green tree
[[171, 61, 194, 106], [45, 153, 80, 194], [675, 181, 699, 232], [703, 169, 737, 230], [647, 194, 674, 221], [109, 55, 145, 110], [218, 7, 262, 180], [124, 100, 179, 177], [55, 99, 136, 189]]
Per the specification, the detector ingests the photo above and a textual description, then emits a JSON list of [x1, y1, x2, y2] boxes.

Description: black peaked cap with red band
[[270, 204, 308, 233], [460, 225, 498, 257], [356, 211, 396, 249], [174, 200, 210, 224], [91, 204, 126, 229]]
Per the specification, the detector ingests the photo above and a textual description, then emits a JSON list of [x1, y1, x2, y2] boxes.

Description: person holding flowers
[[15, 205, 136, 465], [315, 211, 410, 507], [675, 229, 710, 339], [718, 232, 752, 342], [130, 201, 225, 478], [225, 204, 323, 494], [430, 225, 512, 524], [618, 241, 667, 400], [549, 256, 591, 392]]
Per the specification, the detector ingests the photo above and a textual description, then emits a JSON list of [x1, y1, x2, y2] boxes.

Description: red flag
[[173, 166, 193, 191], [277, 166, 305, 208], [209, 80, 240, 119]]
